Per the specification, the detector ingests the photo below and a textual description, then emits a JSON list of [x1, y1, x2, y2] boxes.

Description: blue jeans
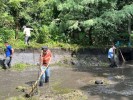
[[4, 57, 12, 69], [40, 66, 50, 84]]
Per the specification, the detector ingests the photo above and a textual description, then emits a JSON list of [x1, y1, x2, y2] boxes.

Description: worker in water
[[108, 45, 117, 67], [39, 46, 52, 86]]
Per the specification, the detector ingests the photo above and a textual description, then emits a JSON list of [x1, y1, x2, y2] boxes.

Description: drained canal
[[0, 48, 133, 100]]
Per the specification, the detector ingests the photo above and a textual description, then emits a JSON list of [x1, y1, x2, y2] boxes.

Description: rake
[[25, 66, 48, 97]]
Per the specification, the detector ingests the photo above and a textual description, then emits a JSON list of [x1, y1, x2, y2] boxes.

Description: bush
[[0, 28, 15, 42], [37, 25, 51, 43]]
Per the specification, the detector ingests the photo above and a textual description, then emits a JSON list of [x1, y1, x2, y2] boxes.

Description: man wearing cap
[[108, 45, 117, 67], [39, 46, 52, 86]]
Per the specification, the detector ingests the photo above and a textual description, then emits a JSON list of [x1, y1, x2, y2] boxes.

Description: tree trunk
[[15, 19, 19, 39], [128, 18, 131, 45], [87, 27, 93, 45]]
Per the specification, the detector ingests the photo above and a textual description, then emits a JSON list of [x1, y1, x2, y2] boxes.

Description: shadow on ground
[[0, 58, 5, 69]]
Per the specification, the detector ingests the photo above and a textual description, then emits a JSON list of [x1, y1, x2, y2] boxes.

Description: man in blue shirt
[[4, 42, 14, 69]]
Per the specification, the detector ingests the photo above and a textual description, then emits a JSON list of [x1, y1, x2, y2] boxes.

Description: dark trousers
[[108, 58, 117, 67], [25, 36, 30, 45]]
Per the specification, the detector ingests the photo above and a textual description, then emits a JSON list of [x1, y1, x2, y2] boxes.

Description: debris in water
[[16, 86, 27, 92], [114, 75, 125, 80], [95, 80, 103, 85]]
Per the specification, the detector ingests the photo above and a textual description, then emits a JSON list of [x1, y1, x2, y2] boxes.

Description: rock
[[95, 80, 103, 84]]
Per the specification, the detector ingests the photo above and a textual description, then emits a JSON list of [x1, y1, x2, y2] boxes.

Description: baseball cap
[[41, 46, 48, 50]]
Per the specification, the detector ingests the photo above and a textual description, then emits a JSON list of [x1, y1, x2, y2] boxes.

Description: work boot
[[39, 81, 43, 87], [4, 65, 8, 69], [45, 77, 49, 83], [8, 64, 11, 68]]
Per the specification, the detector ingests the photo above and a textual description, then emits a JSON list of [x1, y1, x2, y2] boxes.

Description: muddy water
[[0, 51, 133, 100], [83, 61, 133, 100], [0, 69, 39, 99]]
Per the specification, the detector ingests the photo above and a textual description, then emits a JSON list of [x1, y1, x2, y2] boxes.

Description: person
[[39, 46, 52, 86], [108, 45, 117, 68], [4, 42, 14, 69], [23, 25, 33, 45]]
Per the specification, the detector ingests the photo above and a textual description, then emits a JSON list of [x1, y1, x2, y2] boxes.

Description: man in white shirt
[[23, 26, 33, 45], [108, 45, 117, 67]]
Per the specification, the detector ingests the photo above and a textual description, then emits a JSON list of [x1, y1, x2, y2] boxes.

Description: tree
[[56, 0, 133, 45], [7, 0, 26, 39]]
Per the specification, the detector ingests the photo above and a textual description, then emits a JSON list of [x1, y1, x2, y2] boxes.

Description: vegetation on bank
[[0, 38, 82, 51], [0, 37, 129, 52], [0, 0, 133, 48], [12, 63, 31, 71]]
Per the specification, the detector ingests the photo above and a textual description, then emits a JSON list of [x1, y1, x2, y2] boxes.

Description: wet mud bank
[[0, 47, 133, 66], [0, 47, 109, 67], [118, 47, 133, 61]]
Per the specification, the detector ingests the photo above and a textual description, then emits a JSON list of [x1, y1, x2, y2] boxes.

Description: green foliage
[[53, 83, 73, 94], [81, 0, 108, 5], [37, 25, 51, 43], [12, 63, 30, 71], [0, 0, 133, 47], [0, 28, 15, 42], [9, 39, 27, 49], [80, 19, 97, 28], [49, 21, 60, 40], [130, 33, 133, 45], [8, 0, 26, 9]]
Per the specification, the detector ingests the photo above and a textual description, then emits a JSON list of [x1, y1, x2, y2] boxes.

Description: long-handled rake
[[119, 49, 126, 62], [25, 66, 48, 97]]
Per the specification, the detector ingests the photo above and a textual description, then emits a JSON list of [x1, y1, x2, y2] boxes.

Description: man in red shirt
[[39, 46, 52, 86]]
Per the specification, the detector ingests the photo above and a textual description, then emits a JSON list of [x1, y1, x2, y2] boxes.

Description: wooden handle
[[119, 49, 126, 62]]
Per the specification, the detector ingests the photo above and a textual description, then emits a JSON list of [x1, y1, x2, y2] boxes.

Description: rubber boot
[[39, 81, 43, 87], [45, 76, 49, 83]]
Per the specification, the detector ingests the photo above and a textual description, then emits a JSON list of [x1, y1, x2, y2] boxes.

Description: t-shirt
[[5, 45, 12, 57], [23, 28, 33, 37], [42, 49, 52, 66], [108, 47, 114, 58]]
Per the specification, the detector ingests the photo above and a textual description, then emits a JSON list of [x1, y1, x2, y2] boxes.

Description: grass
[[51, 82, 88, 100], [52, 82, 73, 94], [1, 36, 132, 51], [0, 63, 32, 71], [51, 61, 72, 68], [0, 38, 87, 52], [12, 63, 32, 71]]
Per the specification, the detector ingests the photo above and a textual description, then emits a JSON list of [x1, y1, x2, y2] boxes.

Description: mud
[[0, 49, 133, 100]]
